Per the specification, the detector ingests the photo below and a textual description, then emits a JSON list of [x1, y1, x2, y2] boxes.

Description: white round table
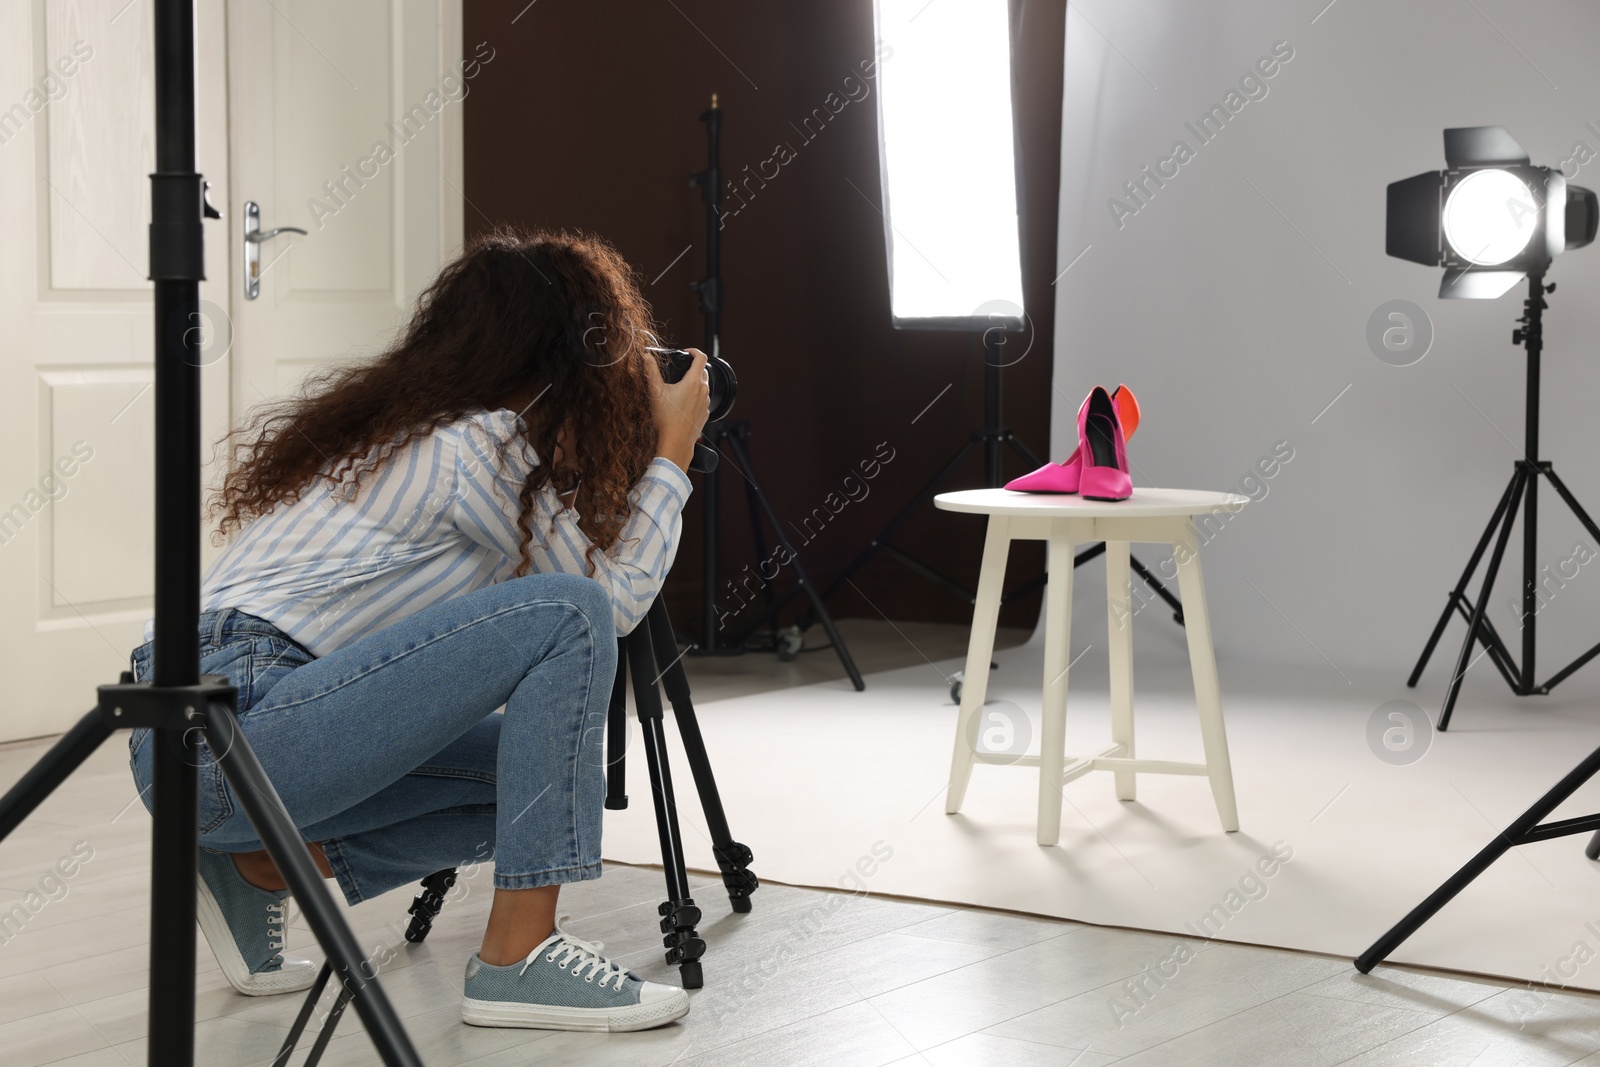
[[934, 487, 1249, 844]]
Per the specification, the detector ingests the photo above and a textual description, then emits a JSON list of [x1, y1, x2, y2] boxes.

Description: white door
[[227, 0, 465, 409], [0, 0, 462, 742], [0, 0, 230, 742]]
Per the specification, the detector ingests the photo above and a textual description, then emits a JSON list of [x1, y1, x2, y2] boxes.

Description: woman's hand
[[649, 349, 710, 474]]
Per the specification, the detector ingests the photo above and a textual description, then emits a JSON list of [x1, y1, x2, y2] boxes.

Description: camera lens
[[654, 347, 737, 422]]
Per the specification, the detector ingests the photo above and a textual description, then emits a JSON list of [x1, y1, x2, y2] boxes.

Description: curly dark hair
[[209, 227, 660, 575]]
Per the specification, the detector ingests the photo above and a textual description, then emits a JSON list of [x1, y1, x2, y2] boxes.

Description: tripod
[[686, 96, 864, 688], [401, 597, 758, 990], [0, 2, 420, 1063], [1407, 271, 1600, 730]]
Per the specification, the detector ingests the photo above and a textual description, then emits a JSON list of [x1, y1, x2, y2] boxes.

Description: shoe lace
[[522, 921, 629, 992], [265, 900, 286, 956]]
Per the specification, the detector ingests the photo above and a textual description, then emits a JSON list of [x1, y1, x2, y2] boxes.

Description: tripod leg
[[1356, 743, 1600, 972], [1440, 468, 1525, 732], [1410, 472, 1521, 687], [722, 430, 866, 691], [0, 708, 111, 841], [625, 627, 707, 989], [605, 643, 629, 810], [646, 603, 759, 913], [403, 868, 458, 943], [1541, 467, 1600, 544], [206, 703, 422, 1067]]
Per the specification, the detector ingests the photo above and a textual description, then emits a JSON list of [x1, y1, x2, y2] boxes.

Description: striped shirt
[[143, 408, 691, 655]]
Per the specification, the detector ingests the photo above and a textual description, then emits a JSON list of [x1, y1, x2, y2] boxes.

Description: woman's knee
[[523, 572, 615, 644]]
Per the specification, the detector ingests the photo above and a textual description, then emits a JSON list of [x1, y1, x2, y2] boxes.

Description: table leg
[[1037, 527, 1075, 845], [1106, 539, 1136, 801], [946, 516, 1012, 814], [1173, 530, 1240, 832]]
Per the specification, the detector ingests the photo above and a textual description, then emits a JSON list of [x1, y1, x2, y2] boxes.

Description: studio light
[[872, 0, 1025, 328], [1387, 125, 1597, 298], [1392, 125, 1600, 734]]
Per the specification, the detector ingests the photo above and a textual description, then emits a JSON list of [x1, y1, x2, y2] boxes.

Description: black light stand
[[402, 598, 758, 992], [1407, 271, 1600, 730], [0, 3, 421, 1063], [686, 96, 865, 689]]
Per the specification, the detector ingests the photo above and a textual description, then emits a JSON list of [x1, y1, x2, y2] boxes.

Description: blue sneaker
[[462, 921, 689, 1032], [196, 847, 317, 996]]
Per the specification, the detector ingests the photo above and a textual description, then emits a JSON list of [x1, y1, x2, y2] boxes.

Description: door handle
[[243, 201, 307, 299]]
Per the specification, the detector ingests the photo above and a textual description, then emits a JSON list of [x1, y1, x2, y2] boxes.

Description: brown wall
[[464, 0, 1064, 637]]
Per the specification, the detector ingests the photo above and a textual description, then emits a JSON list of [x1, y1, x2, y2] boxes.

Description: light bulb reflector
[[1443, 168, 1539, 266]]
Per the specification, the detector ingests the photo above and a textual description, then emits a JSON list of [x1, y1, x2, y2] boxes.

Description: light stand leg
[[0, 710, 111, 840], [1439, 467, 1526, 731], [1357, 743, 1600, 973], [205, 704, 421, 1066], [813, 439, 982, 609], [1409, 472, 1523, 688], [720, 428, 865, 690], [984, 335, 1003, 486], [1529, 467, 1600, 693]]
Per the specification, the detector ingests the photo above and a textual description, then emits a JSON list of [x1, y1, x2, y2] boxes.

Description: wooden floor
[[1, 620, 1597, 1065]]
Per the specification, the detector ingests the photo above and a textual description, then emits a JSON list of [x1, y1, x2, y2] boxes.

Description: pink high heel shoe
[[1077, 385, 1132, 500], [1005, 385, 1139, 494]]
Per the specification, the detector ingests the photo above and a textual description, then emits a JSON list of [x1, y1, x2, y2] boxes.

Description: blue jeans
[[128, 573, 617, 904]]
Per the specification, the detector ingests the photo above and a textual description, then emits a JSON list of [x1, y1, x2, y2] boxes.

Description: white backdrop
[[1050, 0, 1600, 679]]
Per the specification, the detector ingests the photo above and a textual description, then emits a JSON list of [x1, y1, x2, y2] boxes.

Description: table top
[[934, 487, 1251, 519]]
